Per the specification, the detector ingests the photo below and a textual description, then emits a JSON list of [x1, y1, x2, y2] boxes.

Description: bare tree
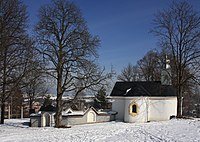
[[35, 0, 111, 127], [117, 63, 140, 82], [10, 86, 23, 118], [137, 50, 162, 81], [22, 39, 48, 114], [152, 1, 200, 117], [0, 0, 28, 124]]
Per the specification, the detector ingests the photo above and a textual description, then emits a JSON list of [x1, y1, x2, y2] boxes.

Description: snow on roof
[[62, 111, 84, 116], [62, 107, 113, 116], [30, 113, 41, 117], [107, 111, 118, 115]]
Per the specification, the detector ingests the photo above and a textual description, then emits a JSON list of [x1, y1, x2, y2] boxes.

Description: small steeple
[[161, 55, 172, 85], [165, 55, 170, 69]]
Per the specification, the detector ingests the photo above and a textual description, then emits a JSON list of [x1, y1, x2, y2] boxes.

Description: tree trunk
[[29, 95, 33, 114], [177, 96, 182, 118], [55, 66, 63, 128], [1, 45, 7, 124], [55, 92, 63, 127], [176, 86, 183, 118], [0, 103, 5, 124]]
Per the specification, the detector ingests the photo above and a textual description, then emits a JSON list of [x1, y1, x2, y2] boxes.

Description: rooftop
[[110, 81, 176, 97]]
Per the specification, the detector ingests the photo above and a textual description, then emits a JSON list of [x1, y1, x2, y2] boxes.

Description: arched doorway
[[87, 111, 96, 123], [43, 113, 50, 127]]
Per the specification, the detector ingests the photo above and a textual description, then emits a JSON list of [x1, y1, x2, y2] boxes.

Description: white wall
[[111, 97, 177, 123], [124, 97, 148, 123], [111, 97, 125, 121], [148, 98, 177, 121]]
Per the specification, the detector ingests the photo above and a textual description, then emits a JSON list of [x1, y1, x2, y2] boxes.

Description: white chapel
[[110, 60, 177, 123]]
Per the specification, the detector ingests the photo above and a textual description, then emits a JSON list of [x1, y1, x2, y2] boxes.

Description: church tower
[[161, 56, 172, 85]]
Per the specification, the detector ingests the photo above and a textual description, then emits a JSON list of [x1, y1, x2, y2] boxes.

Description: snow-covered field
[[0, 118, 200, 142]]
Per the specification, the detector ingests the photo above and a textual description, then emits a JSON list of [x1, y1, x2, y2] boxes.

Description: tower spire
[[161, 55, 172, 85], [165, 55, 170, 69]]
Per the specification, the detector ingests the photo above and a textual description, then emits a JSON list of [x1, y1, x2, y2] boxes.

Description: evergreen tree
[[43, 95, 52, 107], [94, 88, 108, 109]]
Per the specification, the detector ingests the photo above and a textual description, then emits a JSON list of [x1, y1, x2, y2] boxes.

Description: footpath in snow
[[0, 118, 200, 142]]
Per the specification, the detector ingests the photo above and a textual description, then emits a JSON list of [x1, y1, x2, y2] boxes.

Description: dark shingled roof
[[110, 81, 176, 97]]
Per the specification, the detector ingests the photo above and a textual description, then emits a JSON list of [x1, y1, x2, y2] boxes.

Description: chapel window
[[132, 104, 137, 113], [129, 102, 138, 116]]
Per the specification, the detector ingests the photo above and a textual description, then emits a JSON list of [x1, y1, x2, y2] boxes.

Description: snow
[[62, 111, 84, 116], [0, 118, 200, 142]]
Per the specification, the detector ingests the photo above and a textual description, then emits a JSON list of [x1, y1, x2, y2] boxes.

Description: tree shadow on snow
[[4, 119, 30, 128]]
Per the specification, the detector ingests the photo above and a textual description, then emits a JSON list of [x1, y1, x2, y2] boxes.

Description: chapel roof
[[110, 81, 176, 97]]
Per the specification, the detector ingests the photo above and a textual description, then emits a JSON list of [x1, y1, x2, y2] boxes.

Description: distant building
[[30, 95, 115, 127], [30, 106, 116, 127]]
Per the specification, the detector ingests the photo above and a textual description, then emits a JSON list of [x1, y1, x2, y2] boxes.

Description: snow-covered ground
[[0, 118, 200, 142]]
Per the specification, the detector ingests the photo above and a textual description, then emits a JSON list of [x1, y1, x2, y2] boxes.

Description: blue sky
[[22, 0, 200, 74]]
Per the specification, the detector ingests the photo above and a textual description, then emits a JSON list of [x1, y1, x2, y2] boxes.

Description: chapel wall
[[148, 97, 177, 121], [111, 98, 125, 121]]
